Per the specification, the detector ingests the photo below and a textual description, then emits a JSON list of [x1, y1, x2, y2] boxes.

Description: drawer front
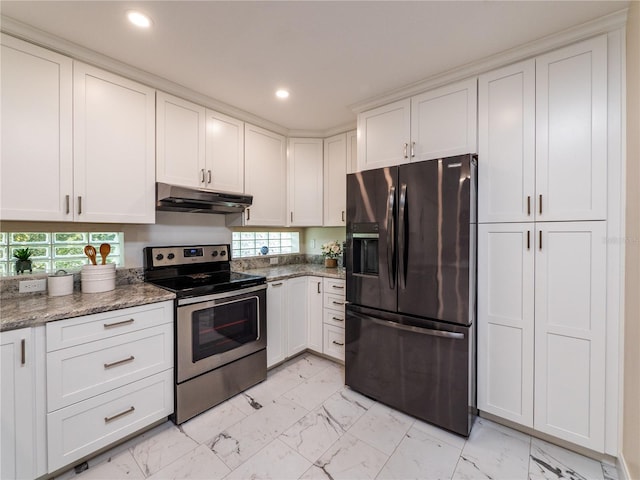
[[323, 308, 345, 328], [47, 323, 173, 411], [47, 369, 173, 473], [323, 278, 346, 295], [47, 301, 173, 352], [324, 292, 346, 313], [323, 324, 345, 361]]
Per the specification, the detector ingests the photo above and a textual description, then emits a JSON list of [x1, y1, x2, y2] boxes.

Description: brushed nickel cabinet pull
[[103, 318, 135, 329], [332, 340, 344, 346], [341, 210, 345, 222], [200, 169, 206, 183], [78, 196, 82, 215], [527, 231, 530, 250], [290, 211, 294, 222], [271, 282, 283, 287], [527, 196, 531, 216], [331, 285, 344, 290], [411, 142, 415, 158], [21, 339, 26, 365], [104, 406, 135, 424], [65, 195, 70, 215], [539, 231, 542, 251], [104, 355, 135, 369], [332, 301, 344, 306], [332, 316, 344, 322], [317, 282, 321, 294], [207, 170, 212, 184], [246, 208, 250, 221], [403, 143, 408, 159], [539, 194, 542, 215]]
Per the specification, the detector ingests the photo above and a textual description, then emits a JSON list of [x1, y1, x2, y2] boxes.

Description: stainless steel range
[[143, 244, 267, 424]]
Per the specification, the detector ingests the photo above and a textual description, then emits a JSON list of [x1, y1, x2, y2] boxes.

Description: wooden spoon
[[84, 245, 97, 265], [99, 243, 111, 265]]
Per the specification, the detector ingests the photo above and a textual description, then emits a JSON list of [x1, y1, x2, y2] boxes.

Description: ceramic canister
[[48, 269, 74, 296]]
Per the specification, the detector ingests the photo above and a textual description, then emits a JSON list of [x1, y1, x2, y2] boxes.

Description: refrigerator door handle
[[387, 185, 396, 289], [398, 183, 407, 289], [350, 310, 465, 339]]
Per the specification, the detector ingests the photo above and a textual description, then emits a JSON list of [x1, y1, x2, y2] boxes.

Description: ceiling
[[0, 1, 629, 133]]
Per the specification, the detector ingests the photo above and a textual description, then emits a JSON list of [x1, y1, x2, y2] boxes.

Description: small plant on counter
[[321, 241, 343, 259], [13, 247, 33, 274]]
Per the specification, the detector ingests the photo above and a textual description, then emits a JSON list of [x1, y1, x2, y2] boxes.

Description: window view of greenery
[[0, 232, 123, 275], [232, 232, 299, 258]]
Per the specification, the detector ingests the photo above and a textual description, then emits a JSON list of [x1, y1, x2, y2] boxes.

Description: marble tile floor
[[56, 353, 619, 480]]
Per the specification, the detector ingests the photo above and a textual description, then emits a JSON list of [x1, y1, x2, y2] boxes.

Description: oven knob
[[220, 250, 227, 256], [211, 251, 218, 257], [167, 253, 175, 260], [156, 254, 164, 261]]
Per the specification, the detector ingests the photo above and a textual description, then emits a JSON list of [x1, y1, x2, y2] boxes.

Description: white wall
[[304, 227, 346, 255]]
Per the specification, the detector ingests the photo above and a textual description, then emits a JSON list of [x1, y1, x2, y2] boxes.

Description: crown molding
[[0, 15, 290, 136], [288, 121, 356, 139], [350, 8, 629, 114]]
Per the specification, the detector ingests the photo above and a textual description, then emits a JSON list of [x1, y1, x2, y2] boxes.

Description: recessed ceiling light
[[276, 89, 290, 99], [127, 11, 152, 28]]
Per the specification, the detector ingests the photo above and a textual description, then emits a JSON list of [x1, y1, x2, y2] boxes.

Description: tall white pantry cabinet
[[477, 33, 622, 454]]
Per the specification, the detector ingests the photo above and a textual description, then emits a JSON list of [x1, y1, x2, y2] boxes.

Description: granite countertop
[[1, 283, 175, 332], [242, 264, 346, 281]]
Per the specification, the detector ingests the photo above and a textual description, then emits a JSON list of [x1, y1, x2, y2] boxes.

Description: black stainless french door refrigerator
[[345, 154, 477, 436]]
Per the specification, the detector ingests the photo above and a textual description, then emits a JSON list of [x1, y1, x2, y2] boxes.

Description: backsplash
[[231, 253, 324, 270]]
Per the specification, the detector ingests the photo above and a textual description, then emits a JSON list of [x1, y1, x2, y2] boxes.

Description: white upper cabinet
[[478, 60, 536, 223], [288, 138, 323, 226], [73, 62, 156, 223], [156, 92, 206, 189], [536, 35, 607, 221], [205, 110, 244, 194], [244, 124, 287, 226], [357, 78, 477, 172], [346, 129, 358, 174], [357, 99, 410, 171], [324, 133, 347, 226], [410, 78, 478, 162], [534, 221, 606, 450], [1, 34, 73, 222]]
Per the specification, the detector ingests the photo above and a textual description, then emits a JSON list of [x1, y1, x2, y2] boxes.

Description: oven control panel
[[146, 245, 229, 268]]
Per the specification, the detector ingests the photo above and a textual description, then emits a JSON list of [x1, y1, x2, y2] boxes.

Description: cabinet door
[[324, 133, 347, 226], [346, 130, 358, 174], [410, 78, 477, 162], [1, 34, 73, 222], [288, 138, 323, 226], [267, 281, 287, 368], [534, 221, 606, 450], [74, 63, 156, 223], [1, 328, 36, 480], [286, 276, 308, 356], [244, 124, 287, 226], [357, 99, 410, 171], [307, 277, 324, 353], [478, 60, 535, 223], [156, 92, 206, 189], [477, 224, 534, 427], [205, 110, 244, 194], [535, 35, 607, 221]]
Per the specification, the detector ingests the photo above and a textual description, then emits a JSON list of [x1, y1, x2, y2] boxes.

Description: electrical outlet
[[19, 279, 47, 293], [312, 239, 316, 249], [269, 257, 278, 265]]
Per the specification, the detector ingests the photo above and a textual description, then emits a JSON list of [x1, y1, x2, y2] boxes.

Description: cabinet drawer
[[323, 278, 345, 295], [47, 323, 173, 411], [47, 369, 173, 473], [323, 324, 345, 362], [324, 292, 346, 313], [323, 308, 345, 327], [47, 301, 173, 352]]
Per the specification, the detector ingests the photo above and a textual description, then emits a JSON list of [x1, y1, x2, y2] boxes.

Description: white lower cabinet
[[478, 221, 607, 451], [1, 326, 47, 480], [307, 277, 324, 353], [286, 277, 309, 357], [322, 278, 346, 361], [46, 301, 174, 473], [266, 280, 287, 367]]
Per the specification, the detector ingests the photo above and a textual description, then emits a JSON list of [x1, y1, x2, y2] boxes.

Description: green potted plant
[[13, 248, 33, 274]]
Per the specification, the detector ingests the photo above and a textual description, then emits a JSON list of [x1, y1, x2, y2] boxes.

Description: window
[[0, 232, 124, 275], [232, 232, 300, 258]]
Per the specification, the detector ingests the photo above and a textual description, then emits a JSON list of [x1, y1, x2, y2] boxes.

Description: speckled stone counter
[[242, 264, 346, 281], [1, 283, 175, 332]]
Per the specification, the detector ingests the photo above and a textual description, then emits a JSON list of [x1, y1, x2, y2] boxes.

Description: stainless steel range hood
[[156, 183, 252, 214]]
